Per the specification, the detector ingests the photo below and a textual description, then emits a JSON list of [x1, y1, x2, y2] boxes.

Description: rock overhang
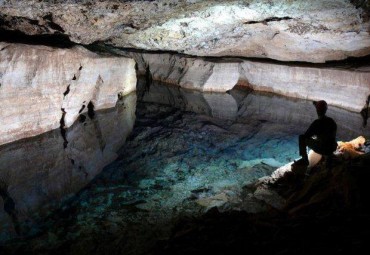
[[0, 0, 370, 63]]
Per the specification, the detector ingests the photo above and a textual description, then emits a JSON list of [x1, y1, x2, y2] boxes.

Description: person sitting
[[295, 100, 337, 166]]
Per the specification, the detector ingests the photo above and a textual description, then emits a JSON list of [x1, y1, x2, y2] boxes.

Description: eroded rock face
[[0, 94, 136, 241], [0, 42, 136, 146], [1, 0, 369, 63], [129, 52, 370, 112]]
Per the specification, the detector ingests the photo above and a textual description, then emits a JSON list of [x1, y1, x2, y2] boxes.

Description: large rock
[[129, 52, 370, 112], [0, 42, 136, 145], [1, 0, 370, 63]]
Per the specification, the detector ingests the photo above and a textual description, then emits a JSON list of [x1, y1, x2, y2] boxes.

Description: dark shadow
[[360, 95, 370, 127], [0, 29, 74, 48]]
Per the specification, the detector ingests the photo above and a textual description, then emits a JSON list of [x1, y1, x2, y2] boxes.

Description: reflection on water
[[140, 80, 370, 140], [1, 80, 369, 253], [0, 93, 136, 241]]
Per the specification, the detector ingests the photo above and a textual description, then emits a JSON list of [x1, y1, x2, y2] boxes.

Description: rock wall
[[141, 81, 370, 140], [0, 94, 136, 241], [239, 61, 370, 112], [1, 0, 370, 63], [0, 43, 136, 145], [129, 52, 370, 112]]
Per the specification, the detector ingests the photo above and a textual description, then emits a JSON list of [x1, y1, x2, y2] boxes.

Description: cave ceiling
[[1, 0, 370, 63]]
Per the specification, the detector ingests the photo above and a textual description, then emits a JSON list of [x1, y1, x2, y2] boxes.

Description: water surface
[[1, 83, 368, 254]]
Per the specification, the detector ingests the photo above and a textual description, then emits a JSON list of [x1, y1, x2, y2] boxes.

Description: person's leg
[[298, 136, 318, 165], [299, 135, 308, 158]]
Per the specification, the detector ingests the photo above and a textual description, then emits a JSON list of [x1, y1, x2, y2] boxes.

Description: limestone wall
[[0, 94, 136, 241], [0, 43, 136, 145], [129, 52, 370, 113]]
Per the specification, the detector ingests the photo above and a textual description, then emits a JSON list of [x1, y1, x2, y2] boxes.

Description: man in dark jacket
[[295, 100, 337, 166]]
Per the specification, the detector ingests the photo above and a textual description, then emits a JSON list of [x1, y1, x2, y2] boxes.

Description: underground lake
[[1, 1, 370, 253], [1, 81, 369, 254]]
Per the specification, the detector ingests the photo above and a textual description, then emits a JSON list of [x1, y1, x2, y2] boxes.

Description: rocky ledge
[[150, 145, 370, 255], [1, 0, 370, 63], [0, 42, 136, 145]]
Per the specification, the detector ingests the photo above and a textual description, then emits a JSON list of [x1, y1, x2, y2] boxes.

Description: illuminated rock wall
[[141, 81, 370, 139], [131, 52, 370, 112], [0, 43, 136, 145]]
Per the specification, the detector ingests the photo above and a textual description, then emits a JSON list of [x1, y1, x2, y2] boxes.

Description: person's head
[[313, 100, 328, 117]]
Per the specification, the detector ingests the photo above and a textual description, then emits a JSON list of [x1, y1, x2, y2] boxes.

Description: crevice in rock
[[63, 84, 70, 98], [79, 114, 86, 123], [0, 181, 21, 236], [86, 41, 370, 69], [0, 28, 74, 48], [144, 65, 152, 94], [87, 101, 95, 119], [270, 31, 280, 40], [78, 104, 86, 114], [59, 108, 68, 149], [360, 95, 370, 127], [244, 16, 293, 25], [118, 92, 124, 100], [0, 44, 9, 51], [72, 74, 77, 80]]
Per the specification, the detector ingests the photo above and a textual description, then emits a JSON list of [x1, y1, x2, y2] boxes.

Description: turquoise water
[[2, 104, 300, 253], [1, 84, 367, 254]]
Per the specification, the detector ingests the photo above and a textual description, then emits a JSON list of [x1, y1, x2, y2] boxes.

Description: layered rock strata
[[129, 52, 370, 112], [0, 42, 136, 145], [141, 81, 370, 140], [1, 0, 370, 63], [0, 94, 136, 241]]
